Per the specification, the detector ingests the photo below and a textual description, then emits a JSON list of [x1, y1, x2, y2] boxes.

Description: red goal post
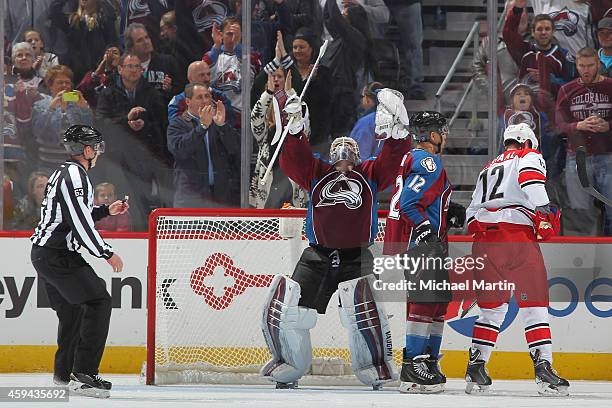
[[145, 208, 394, 385]]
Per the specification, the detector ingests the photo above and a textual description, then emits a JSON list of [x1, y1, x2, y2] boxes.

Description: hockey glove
[[271, 89, 307, 141], [375, 88, 410, 140], [410, 220, 445, 259], [406, 221, 446, 282], [447, 201, 467, 229], [534, 205, 560, 241], [414, 220, 437, 245]]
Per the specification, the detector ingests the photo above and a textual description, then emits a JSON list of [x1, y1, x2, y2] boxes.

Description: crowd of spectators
[[473, 0, 612, 236], [2, 0, 611, 237], [2, 0, 418, 231]]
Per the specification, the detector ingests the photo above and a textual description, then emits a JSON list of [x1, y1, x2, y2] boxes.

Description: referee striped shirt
[[31, 160, 114, 259]]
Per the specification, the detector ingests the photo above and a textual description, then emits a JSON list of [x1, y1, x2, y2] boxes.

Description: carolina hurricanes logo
[[316, 174, 363, 209], [549, 8, 579, 37]]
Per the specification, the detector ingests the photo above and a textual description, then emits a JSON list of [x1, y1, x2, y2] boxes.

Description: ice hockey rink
[[1, 374, 611, 408]]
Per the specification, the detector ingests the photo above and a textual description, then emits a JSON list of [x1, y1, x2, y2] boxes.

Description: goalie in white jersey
[[464, 123, 569, 396]]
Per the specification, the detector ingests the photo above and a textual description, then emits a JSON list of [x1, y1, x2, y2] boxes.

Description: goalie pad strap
[[338, 275, 398, 385], [261, 275, 317, 383]]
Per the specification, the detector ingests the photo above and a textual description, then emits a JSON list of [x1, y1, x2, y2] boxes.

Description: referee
[[30, 125, 128, 399]]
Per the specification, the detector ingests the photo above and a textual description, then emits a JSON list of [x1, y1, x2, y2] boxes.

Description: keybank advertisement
[[0, 237, 610, 353]]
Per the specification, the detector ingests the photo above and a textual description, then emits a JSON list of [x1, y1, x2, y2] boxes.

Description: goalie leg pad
[[261, 275, 317, 384], [338, 275, 398, 386]]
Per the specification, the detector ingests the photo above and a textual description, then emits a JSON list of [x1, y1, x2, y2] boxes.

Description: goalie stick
[[260, 40, 330, 186], [575, 146, 612, 207]]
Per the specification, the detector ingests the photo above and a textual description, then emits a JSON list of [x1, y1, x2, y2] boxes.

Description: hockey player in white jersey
[[464, 123, 569, 396]]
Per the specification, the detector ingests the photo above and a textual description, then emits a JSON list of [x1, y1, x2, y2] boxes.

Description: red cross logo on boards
[[190, 253, 274, 310]]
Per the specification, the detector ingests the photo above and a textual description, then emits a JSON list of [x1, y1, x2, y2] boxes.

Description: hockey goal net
[[146, 208, 403, 385]]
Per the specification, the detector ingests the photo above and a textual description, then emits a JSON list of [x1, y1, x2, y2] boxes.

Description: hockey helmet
[[330, 137, 361, 166], [410, 111, 448, 143], [503, 123, 539, 150], [63, 125, 105, 155]]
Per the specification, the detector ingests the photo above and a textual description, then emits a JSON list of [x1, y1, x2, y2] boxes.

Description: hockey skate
[[275, 381, 298, 389], [399, 353, 444, 394], [68, 373, 112, 398], [530, 350, 569, 396], [465, 347, 492, 394], [424, 348, 446, 384], [53, 375, 69, 386]]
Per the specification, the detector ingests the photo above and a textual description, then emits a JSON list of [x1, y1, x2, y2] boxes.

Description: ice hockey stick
[[575, 146, 612, 207]]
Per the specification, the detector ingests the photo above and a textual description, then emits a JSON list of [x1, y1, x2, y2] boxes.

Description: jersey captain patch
[[316, 173, 363, 209], [421, 157, 437, 172]]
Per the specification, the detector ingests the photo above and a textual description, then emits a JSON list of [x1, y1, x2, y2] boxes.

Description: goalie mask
[[330, 137, 361, 167], [503, 123, 539, 150]]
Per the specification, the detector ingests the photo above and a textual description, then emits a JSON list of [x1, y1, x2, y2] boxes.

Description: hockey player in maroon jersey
[[464, 123, 569, 396], [260, 86, 411, 390], [382, 111, 465, 393]]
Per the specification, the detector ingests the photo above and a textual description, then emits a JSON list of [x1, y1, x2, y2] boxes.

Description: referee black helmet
[[63, 125, 105, 155]]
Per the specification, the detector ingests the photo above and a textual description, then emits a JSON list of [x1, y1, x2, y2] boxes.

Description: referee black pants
[[31, 245, 112, 379]]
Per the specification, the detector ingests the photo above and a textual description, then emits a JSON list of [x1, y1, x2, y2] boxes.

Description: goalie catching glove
[[271, 89, 310, 143], [534, 205, 560, 241], [375, 88, 410, 140]]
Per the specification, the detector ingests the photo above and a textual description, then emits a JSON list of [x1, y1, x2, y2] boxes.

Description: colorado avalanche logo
[[508, 111, 536, 130], [585, 102, 602, 118], [193, 0, 228, 32], [316, 174, 363, 209], [128, 0, 169, 19], [550, 8, 579, 37]]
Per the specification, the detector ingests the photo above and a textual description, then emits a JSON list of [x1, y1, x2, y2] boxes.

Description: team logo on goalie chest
[[316, 173, 363, 209]]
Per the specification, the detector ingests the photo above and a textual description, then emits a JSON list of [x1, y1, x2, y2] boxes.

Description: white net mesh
[[150, 210, 403, 384]]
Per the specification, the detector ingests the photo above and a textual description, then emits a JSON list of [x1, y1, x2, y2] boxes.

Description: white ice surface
[[0, 374, 611, 408]]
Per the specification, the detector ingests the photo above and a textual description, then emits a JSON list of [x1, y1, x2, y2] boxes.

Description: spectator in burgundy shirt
[[504, 0, 574, 106], [556, 46, 612, 235]]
